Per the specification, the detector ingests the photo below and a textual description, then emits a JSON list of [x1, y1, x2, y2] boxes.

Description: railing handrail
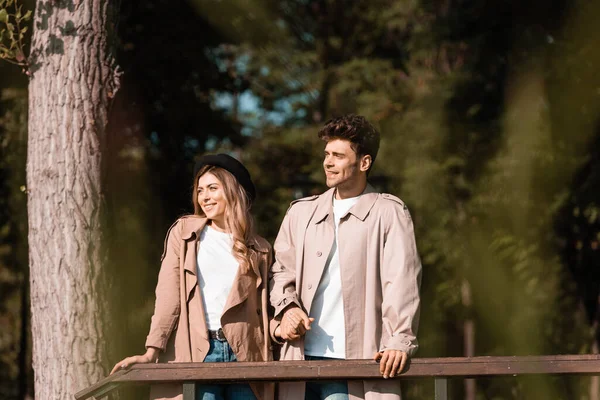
[[74, 354, 600, 400]]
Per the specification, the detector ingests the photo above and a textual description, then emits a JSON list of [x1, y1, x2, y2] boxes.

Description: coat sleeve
[[379, 204, 422, 357], [269, 207, 303, 327], [145, 220, 183, 351]]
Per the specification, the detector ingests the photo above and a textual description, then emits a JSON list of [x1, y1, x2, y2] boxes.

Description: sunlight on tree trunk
[[26, 0, 120, 398]]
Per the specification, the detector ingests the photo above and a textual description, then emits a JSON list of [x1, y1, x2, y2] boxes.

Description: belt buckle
[[215, 327, 226, 341]]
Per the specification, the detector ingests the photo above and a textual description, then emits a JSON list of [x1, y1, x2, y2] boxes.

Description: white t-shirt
[[304, 194, 360, 359], [196, 225, 240, 330]]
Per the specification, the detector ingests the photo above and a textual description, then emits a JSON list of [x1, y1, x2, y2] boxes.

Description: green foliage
[[202, 0, 599, 398], [0, 0, 32, 70]]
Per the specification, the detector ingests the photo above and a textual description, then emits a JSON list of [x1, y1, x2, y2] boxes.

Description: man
[[269, 114, 422, 400]]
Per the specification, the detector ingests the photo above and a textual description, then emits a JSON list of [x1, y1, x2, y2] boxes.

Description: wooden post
[[183, 382, 196, 400], [462, 279, 476, 400], [435, 378, 448, 400]]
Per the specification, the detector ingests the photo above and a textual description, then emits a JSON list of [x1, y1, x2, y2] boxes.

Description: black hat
[[193, 153, 256, 202]]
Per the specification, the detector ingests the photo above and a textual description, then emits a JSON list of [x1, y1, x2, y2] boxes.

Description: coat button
[[316, 251, 322, 257]]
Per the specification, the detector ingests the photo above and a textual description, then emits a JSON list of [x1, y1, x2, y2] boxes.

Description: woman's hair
[[192, 165, 256, 275]]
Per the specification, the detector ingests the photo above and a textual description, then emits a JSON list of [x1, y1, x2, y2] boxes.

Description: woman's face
[[197, 172, 228, 226]]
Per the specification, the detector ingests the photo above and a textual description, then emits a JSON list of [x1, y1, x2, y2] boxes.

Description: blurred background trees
[[2, 0, 600, 398]]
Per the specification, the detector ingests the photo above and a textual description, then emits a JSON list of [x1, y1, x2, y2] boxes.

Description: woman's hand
[[275, 306, 314, 341], [110, 347, 159, 375]]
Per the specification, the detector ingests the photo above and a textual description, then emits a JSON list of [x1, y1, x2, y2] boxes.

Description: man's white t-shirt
[[196, 224, 239, 330], [304, 194, 360, 359]]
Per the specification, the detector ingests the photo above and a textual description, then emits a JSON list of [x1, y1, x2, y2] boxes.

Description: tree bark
[[26, 1, 120, 398]]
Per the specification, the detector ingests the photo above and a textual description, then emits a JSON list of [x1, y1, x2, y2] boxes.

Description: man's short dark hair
[[317, 114, 380, 169]]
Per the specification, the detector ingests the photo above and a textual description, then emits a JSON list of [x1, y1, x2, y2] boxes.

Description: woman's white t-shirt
[[196, 224, 240, 330]]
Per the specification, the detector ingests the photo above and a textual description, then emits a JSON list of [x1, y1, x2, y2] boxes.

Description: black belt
[[208, 328, 227, 342]]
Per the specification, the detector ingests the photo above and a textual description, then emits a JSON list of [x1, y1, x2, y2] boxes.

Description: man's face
[[323, 139, 365, 190]]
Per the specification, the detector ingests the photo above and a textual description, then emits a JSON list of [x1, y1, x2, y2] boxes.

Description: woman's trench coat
[[144, 215, 275, 400]]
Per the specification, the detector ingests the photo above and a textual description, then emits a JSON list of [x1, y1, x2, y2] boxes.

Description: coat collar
[[181, 215, 208, 240], [180, 215, 269, 253], [313, 188, 336, 224], [313, 184, 379, 224]]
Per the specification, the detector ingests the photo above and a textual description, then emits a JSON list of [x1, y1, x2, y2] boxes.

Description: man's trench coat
[[269, 185, 422, 400], [144, 215, 274, 400]]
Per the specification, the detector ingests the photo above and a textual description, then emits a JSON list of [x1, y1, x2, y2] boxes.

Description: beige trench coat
[[269, 185, 422, 400], [145, 215, 274, 400]]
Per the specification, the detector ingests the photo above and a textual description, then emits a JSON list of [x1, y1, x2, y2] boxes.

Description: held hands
[[373, 350, 408, 379], [275, 306, 314, 341], [110, 347, 159, 375]]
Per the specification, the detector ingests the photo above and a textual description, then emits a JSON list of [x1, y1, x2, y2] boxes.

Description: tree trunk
[[26, 1, 120, 398]]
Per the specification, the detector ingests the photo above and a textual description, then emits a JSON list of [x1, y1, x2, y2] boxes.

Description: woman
[[111, 154, 274, 400]]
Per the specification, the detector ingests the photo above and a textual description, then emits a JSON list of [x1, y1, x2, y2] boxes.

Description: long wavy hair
[[192, 165, 255, 275]]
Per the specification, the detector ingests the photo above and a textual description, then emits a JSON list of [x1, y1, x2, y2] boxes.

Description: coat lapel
[[178, 217, 209, 347], [180, 217, 208, 303], [301, 186, 376, 314], [345, 184, 378, 221], [302, 189, 336, 314], [180, 216, 268, 327], [221, 237, 269, 317]]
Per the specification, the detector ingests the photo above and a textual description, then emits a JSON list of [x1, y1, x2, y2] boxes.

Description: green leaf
[[0, 47, 13, 58], [0, 9, 8, 23], [22, 10, 31, 20], [6, 22, 13, 31]]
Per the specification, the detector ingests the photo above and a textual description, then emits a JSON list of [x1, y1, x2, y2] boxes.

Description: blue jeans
[[195, 339, 257, 400], [305, 356, 349, 400]]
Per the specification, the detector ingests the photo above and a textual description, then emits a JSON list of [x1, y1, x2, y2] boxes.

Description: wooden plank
[[74, 355, 600, 400], [74, 370, 125, 400], [109, 356, 600, 383]]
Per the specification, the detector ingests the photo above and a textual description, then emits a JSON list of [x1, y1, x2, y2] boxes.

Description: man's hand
[[275, 306, 314, 341], [373, 350, 408, 379]]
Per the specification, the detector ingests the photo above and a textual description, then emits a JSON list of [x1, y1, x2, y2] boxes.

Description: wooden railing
[[75, 355, 600, 400]]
